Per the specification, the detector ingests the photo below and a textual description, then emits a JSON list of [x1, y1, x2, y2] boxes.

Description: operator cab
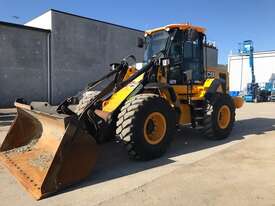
[[144, 24, 206, 84]]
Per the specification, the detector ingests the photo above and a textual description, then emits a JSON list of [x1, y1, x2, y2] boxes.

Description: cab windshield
[[144, 31, 169, 62]]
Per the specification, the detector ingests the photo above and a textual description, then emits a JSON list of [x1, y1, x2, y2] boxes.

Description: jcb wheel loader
[[0, 24, 243, 199]]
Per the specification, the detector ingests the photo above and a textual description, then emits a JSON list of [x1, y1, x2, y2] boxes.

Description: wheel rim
[[143, 112, 167, 145], [217, 105, 231, 129]]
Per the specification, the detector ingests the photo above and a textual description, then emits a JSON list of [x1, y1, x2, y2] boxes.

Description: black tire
[[116, 94, 176, 160], [75, 90, 100, 115], [76, 90, 116, 143], [201, 94, 235, 140]]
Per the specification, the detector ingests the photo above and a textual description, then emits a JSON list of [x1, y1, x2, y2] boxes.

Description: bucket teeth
[[0, 104, 98, 200]]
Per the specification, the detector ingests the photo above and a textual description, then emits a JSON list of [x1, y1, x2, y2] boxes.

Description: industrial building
[[228, 50, 275, 94], [0, 9, 218, 107]]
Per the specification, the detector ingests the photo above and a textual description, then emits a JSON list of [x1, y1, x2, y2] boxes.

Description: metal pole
[[47, 32, 52, 104]]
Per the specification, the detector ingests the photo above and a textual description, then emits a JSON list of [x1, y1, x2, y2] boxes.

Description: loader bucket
[[0, 103, 98, 200]]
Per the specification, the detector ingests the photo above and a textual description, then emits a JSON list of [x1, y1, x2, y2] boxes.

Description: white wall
[[25, 10, 52, 30], [228, 51, 275, 92]]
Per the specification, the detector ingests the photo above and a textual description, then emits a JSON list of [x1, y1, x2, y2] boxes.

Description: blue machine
[[238, 40, 258, 102], [270, 76, 275, 101], [265, 82, 272, 92], [229, 91, 240, 97]]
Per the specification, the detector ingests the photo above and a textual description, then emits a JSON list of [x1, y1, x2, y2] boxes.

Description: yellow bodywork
[[178, 104, 191, 125], [207, 67, 229, 92], [172, 78, 215, 101], [102, 71, 143, 113], [122, 66, 137, 81], [101, 63, 243, 126], [172, 79, 215, 125]]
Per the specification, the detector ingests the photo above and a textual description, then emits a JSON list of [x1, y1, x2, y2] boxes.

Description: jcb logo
[[207, 71, 215, 78]]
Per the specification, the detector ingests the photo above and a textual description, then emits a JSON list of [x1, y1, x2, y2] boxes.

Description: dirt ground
[[0, 103, 275, 206]]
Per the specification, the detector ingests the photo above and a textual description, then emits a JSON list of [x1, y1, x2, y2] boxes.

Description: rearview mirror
[[137, 37, 144, 48]]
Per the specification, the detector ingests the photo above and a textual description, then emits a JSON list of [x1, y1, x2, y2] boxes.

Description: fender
[[204, 78, 226, 103]]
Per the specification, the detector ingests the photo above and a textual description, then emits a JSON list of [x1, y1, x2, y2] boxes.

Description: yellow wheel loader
[[0, 24, 243, 200]]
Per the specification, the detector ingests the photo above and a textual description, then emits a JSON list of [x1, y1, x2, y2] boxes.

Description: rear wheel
[[116, 94, 176, 160], [201, 94, 235, 140]]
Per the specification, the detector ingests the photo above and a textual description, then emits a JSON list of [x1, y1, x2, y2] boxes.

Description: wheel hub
[[217, 105, 231, 129], [144, 112, 167, 145]]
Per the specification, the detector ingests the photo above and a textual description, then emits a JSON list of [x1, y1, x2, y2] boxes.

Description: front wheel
[[116, 94, 176, 160], [75, 90, 100, 115]]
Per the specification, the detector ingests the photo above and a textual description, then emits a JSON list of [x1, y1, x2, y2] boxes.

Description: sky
[[1, 0, 275, 64]]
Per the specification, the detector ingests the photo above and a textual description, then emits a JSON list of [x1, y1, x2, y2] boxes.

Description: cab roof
[[145, 23, 206, 35]]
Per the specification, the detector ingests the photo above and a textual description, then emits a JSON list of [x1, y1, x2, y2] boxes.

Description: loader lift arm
[[57, 54, 157, 115]]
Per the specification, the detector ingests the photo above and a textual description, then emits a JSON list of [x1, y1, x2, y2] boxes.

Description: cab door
[[168, 29, 204, 86]]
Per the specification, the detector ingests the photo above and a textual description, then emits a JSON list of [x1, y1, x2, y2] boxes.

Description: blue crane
[[239, 40, 258, 102]]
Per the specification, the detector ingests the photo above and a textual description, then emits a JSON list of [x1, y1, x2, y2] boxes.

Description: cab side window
[[168, 30, 204, 85], [182, 31, 204, 82], [168, 32, 184, 84]]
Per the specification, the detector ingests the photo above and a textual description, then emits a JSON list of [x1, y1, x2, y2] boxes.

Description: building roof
[[0, 20, 50, 33], [145, 23, 206, 35], [37, 9, 144, 33], [229, 50, 275, 58]]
